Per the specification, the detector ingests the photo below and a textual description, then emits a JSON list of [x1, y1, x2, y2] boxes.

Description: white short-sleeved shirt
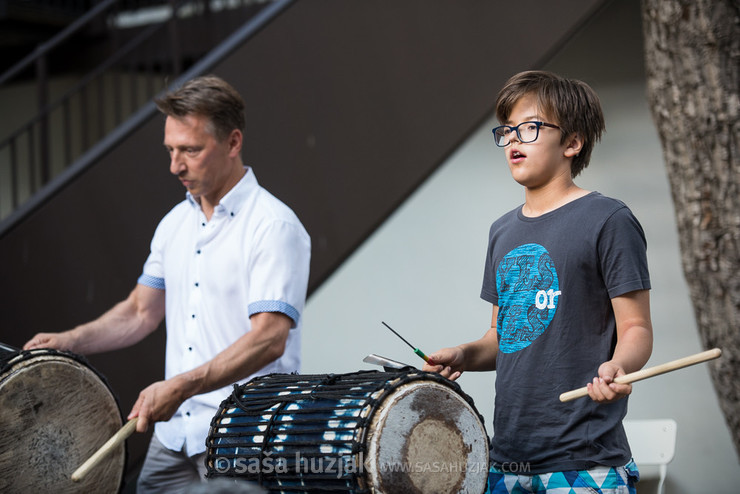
[[137, 167, 310, 456]]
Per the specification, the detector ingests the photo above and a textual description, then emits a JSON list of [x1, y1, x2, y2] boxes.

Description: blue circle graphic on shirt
[[496, 243, 560, 353]]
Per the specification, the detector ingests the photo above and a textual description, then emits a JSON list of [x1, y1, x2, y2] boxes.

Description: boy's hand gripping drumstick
[[71, 417, 138, 482], [559, 348, 722, 402]]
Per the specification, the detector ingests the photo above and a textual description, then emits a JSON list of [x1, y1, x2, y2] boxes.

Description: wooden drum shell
[[0, 348, 125, 493]]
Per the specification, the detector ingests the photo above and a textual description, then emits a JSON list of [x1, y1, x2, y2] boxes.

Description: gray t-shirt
[[480, 192, 650, 473]]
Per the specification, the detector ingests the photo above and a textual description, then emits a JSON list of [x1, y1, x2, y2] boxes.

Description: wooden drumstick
[[559, 348, 722, 403], [71, 417, 138, 482]]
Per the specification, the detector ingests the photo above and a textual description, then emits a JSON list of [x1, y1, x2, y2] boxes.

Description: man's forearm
[[69, 285, 165, 354], [176, 311, 292, 399]]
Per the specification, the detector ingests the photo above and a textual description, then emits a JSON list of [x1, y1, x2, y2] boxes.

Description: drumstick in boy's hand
[[559, 348, 721, 402], [381, 321, 435, 364]]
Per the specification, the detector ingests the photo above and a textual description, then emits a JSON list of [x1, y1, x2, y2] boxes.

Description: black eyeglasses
[[492, 121, 560, 147]]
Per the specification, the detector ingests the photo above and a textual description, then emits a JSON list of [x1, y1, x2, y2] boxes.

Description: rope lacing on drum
[[206, 371, 406, 489], [204, 370, 487, 492], [258, 394, 291, 487], [226, 370, 383, 411], [0, 348, 118, 399]]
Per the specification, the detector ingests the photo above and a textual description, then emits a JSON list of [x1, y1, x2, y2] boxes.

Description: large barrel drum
[[0, 345, 126, 493], [206, 369, 489, 493]]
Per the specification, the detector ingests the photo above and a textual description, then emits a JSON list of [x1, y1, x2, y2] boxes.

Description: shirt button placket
[[187, 220, 205, 365]]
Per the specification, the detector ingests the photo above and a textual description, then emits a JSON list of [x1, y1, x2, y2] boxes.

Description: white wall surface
[[302, 1, 740, 492]]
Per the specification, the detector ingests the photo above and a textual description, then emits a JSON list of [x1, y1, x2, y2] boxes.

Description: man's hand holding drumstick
[[127, 377, 190, 433]]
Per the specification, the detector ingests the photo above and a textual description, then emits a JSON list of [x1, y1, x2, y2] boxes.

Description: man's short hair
[[155, 75, 246, 142], [495, 70, 605, 178]]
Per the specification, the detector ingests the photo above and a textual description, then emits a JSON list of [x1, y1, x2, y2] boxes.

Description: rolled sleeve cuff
[[607, 279, 651, 299], [248, 300, 300, 328], [138, 274, 165, 290]]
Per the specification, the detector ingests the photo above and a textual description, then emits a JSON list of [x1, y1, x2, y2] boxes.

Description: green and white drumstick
[[381, 321, 433, 364]]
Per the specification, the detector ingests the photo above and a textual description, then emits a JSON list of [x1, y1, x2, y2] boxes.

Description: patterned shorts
[[487, 460, 639, 494]]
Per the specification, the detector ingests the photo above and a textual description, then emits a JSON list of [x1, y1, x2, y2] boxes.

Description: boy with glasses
[[424, 71, 652, 493]]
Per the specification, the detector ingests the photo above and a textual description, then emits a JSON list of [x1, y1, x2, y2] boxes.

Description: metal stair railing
[[0, 0, 180, 221], [0, 0, 275, 222]]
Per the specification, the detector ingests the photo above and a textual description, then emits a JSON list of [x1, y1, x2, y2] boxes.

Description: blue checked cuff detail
[[248, 300, 300, 327], [138, 274, 165, 290]]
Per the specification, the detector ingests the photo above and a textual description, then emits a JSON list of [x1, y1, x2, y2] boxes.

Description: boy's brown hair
[[495, 71, 605, 178]]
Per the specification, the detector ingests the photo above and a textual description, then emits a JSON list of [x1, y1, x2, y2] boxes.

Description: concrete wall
[[302, 1, 740, 492]]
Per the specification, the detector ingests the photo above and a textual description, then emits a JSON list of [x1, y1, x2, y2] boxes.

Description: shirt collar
[[185, 166, 257, 218]]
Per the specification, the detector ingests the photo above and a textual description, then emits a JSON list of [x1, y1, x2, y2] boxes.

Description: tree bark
[[642, 0, 740, 456]]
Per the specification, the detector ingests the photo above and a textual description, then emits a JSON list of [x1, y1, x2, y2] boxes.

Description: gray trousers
[[136, 434, 207, 494]]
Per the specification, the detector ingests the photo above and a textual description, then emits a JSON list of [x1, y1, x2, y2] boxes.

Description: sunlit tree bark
[[642, 0, 739, 455]]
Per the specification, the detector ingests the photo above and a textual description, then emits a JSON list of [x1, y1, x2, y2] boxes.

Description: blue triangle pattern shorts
[[487, 460, 639, 494]]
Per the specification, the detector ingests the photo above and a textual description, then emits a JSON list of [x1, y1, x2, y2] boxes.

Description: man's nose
[[170, 151, 185, 175]]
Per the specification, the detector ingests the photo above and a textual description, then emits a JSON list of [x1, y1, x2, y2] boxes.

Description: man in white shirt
[[24, 75, 311, 492]]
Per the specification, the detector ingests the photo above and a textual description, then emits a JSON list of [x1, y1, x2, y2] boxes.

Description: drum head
[[365, 380, 488, 494], [0, 351, 124, 493]]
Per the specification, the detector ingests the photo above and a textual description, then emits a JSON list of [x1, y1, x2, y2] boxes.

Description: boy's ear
[[563, 133, 584, 158]]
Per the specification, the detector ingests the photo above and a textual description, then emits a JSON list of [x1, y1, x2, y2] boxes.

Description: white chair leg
[[657, 464, 667, 494]]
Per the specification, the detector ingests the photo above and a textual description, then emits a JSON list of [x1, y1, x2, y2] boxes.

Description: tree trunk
[[642, 0, 740, 456]]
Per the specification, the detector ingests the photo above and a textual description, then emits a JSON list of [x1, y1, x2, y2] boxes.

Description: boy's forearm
[[612, 325, 653, 374], [610, 290, 653, 373], [459, 327, 499, 372]]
